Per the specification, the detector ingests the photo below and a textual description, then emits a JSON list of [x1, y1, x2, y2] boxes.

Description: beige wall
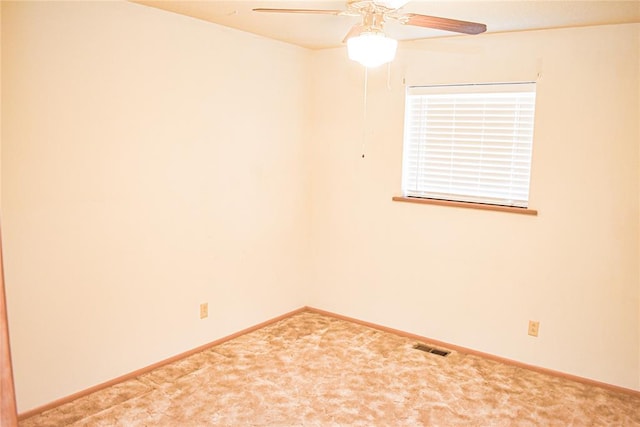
[[0, 1, 2, 201], [1, 1, 311, 411], [638, 24, 640, 390], [308, 24, 640, 390], [637, 22, 640, 390]]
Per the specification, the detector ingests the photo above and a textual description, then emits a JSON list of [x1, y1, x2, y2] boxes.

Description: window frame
[[397, 82, 538, 215]]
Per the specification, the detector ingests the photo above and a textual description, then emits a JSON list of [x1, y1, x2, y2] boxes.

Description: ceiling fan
[[254, 0, 487, 67]]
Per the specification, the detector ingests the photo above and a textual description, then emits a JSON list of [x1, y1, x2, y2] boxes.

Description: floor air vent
[[413, 343, 451, 357]]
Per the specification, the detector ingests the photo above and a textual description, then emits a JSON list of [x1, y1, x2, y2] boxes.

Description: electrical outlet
[[528, 320, 539, 337], [200, 303, 208, 319]]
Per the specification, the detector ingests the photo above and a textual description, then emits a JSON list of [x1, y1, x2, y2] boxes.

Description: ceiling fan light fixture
[[347, 32, 398, 68]]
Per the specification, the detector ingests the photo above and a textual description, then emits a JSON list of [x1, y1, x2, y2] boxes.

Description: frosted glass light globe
[[347, 32, 398, 68]]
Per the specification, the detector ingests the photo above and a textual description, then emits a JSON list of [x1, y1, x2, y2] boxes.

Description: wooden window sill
[[392, 196, 538, 216]]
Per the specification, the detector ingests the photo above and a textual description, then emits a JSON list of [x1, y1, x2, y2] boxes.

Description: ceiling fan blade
[[401, 13, 486, 35], [342, 24, 364, 43], [253, 8, 343, 15]]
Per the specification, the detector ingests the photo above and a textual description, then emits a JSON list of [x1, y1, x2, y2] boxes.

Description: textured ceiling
[[133, 0, 640, 49]]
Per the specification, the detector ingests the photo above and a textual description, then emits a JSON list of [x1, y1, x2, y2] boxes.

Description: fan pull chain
[[361, 67, 368, 159]]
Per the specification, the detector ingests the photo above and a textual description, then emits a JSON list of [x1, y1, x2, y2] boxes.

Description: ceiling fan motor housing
[[362, 10, 386, 33]]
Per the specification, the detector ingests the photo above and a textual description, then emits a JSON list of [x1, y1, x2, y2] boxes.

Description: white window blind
[[402, 83, 536, 208]]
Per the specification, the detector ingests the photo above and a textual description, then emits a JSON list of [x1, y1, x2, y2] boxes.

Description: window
[[401, 82, 536, 209]]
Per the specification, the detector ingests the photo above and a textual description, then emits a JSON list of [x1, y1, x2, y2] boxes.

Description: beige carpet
[[20, 311, 640, 426]]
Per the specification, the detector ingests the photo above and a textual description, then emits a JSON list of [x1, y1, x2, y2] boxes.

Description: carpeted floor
[[20, 311, 640, 426]]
